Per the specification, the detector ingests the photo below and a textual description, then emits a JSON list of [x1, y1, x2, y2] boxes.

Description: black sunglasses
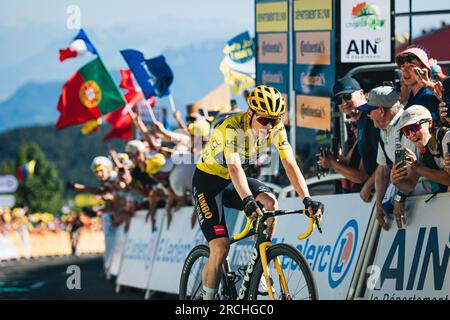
[[336, 93, 353, 105], [255, 115, 281, 127]]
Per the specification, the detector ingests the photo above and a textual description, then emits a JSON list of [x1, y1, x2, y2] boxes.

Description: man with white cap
[[125, 139, 156, 197], [358, 86, 419, 230], [396, 105, 450, 191]]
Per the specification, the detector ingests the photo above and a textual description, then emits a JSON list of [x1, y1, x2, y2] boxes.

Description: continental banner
[[296, 95, 331, 131], [256, 0, 288, 32], [294, 0, 332, 31], [258, 33, 288, 64]]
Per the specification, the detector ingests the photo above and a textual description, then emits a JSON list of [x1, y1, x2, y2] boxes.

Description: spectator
[[327, 77, 380, 202], [230, 99, 241, 112], [395, 46, 441, 120], [358, 86, 419, 230], [395, 105, 450, 193]]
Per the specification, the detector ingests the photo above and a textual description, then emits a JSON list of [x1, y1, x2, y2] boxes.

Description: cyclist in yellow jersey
[[192, 85, 324, 300]]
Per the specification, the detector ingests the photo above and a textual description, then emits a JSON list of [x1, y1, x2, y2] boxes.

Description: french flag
[[59, 29, 97, 62]]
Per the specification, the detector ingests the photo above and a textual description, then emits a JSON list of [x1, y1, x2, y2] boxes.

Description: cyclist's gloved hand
[[303, 197, 324, 219], [243, 195, 263, 219]]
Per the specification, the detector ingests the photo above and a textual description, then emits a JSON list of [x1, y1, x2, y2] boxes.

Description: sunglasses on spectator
[[401, 119, 429, 136], [255, 114, 281, 127], [336, 93, 353, 105]]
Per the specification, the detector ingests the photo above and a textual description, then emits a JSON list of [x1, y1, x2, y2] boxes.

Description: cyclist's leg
[[223, 178, 278, 236], [192, 169, 230, 299]]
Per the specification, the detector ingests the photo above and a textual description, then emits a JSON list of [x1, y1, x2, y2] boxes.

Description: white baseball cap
[[398, 105, 432, 129], [125, 140, 146, 156]]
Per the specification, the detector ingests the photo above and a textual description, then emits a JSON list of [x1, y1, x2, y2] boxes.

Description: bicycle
[[179, 205, 322, 300]]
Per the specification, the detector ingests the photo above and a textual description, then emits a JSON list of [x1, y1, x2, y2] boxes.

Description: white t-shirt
[[376, 109, 419, 165], [169, 163, 196, 197], [426, 129, 450, 169]]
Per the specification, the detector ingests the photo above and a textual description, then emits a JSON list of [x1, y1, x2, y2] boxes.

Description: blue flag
[[120, 49, 174, 98], [223, 31, 254, 64]]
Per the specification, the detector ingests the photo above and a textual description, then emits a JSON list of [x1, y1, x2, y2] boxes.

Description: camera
[[315, 147, 329, 179]]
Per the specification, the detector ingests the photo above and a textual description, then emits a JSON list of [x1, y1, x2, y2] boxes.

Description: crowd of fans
[[67, 100, 247, 232], [65, 45, 450, 234], [0, 207, 101, 234], [319, 45, 450, 230]]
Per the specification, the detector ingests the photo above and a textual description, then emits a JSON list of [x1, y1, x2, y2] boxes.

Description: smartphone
[[395, 149, 406, 166], [414, 68, 425, 80]]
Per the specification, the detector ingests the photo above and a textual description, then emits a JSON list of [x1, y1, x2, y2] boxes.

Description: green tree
[[15, 143, 63, 213], [0, 159, 15, 174]]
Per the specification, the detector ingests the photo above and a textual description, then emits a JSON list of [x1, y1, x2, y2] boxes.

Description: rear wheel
[[248, 243, 318, 300], [179, 245, 209, 300]]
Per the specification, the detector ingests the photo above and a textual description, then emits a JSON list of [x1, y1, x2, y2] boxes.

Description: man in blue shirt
[[321, 77, 380, 202]]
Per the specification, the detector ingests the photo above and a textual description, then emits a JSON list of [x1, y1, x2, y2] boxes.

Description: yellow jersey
[[197, 112, 292, 179]]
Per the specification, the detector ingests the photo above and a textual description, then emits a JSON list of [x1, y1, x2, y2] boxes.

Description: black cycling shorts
[[192, 168, 273, 242]]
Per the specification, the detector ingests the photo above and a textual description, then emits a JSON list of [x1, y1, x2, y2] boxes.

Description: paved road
[[0, 254, 177, 300]]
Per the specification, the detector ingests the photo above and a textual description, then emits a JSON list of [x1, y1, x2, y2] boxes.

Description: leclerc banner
[[365, 193, 450, 300], [273, 195, 374, 299], [341, 0, 392, 63]]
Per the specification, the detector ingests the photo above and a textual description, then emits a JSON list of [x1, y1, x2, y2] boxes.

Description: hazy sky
[[0, 1, 448, 76]]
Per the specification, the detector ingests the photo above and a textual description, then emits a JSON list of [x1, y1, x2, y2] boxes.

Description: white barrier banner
[[148, 206, 240, 294], [102, 213, 116, 270], [117, 210, 164, 289], [108, 223, 126, 276], [272, 195, 373, 299], [0, 234, 19, 260], [148, 206, 204, 294], [365, 193, 450, 300]]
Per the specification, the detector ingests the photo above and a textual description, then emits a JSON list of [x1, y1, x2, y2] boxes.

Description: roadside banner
[[117, 210, 164, 289], [107, 223, 126, 276], [365, 193, 450, 300], [0, 175, 18, 193], [148, 206, 240, 294], [340, 0, 392, 63], [272, 194, 373, 299]]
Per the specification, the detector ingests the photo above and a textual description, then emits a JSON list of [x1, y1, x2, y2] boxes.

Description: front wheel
[[179, 244, 209, 300], [248, 243, 318, 300]]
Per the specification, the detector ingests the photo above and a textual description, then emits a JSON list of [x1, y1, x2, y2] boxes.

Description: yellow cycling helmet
[[247, 85, 286, 118]]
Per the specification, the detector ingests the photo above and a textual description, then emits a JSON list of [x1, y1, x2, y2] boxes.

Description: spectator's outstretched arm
[[375, 165, 391, 230], [360, 169, 376, 203], [405, 148, 450, 186], [131, 109, 161, 148], [445, 153, 450, 176], [320, 151, 368, 184], [68, 182, 105, 195], [173, 110, 189, 135]]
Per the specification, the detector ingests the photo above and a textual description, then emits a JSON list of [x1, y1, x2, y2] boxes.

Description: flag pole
[[145, 100, 157, 123], [168, 94, 177, 113]]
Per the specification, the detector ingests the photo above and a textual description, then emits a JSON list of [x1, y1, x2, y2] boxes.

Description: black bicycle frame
[[224, 209, 296, 300]]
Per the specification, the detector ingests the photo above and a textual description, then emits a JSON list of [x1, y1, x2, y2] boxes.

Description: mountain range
[[0, 39, 241, 132]]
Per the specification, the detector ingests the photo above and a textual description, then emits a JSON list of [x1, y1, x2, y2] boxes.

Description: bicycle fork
[[259, 241, 292, 300]]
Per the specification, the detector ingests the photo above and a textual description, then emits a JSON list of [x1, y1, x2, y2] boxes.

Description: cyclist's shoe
[[258, 276, 275, 296]]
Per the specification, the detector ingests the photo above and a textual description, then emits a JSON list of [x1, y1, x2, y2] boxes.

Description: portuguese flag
[[56, 57, 125, 130]]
